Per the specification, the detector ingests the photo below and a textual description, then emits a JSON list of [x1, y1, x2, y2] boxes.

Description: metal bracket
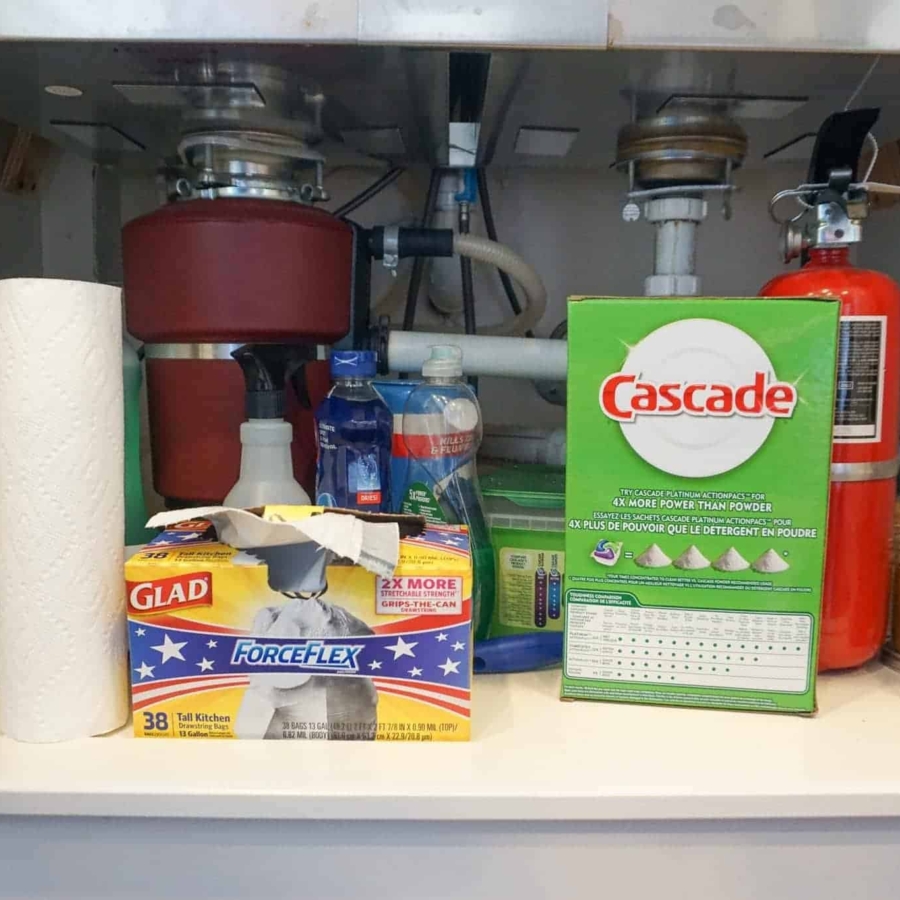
[[382, 225, 400, 275], [622, 183, 737, 224]]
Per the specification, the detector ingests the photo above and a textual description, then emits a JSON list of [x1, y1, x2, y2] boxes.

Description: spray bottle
[[225, 345, 312, 508]]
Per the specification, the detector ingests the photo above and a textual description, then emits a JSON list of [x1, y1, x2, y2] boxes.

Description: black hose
[[368, 227, 454, 260], [402, 168, 442, 331], [459, 209, 477, 336], [476, 168, 526, 322], [332, 167, 405, 219], [459, 205, 477, 390]]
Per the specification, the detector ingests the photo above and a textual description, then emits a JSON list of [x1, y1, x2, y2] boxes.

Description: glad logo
[[599, 319, 795, 478], [128, 572, 212, 615], [600, 371, 797, 422]]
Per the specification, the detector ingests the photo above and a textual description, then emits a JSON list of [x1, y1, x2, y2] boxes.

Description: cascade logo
[[600, 370, 798, 422], [127, 572, 212, 615], [597, 318, 795, 478]]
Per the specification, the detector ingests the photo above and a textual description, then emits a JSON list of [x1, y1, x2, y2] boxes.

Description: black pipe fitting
[[368, 227, 455, 260]]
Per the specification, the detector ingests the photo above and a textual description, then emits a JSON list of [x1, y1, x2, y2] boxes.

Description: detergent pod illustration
[[591, 539, 623, 567]]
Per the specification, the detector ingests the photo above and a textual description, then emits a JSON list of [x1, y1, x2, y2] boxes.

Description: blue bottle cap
[[331, 350, 377, 378]]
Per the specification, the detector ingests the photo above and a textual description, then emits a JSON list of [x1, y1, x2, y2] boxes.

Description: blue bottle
[[315, 350, 392, 512]]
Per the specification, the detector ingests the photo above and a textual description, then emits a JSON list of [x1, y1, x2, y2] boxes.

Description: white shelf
[[3, 663, 900, 821]]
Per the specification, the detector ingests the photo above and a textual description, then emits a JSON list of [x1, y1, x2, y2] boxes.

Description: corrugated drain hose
[[452, 233, 547, 336], [369, 227, 548, 336]]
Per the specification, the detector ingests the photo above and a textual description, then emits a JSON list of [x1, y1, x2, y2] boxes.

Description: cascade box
[[126, 506, 472, 740], [562, 297, 840, 714]]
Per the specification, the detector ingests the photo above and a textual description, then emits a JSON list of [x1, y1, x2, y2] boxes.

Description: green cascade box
[[562, 297, 840, 714]]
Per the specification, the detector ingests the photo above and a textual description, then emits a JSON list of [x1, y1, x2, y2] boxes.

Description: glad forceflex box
[[562, 298, 840, 714], [126, 506, 472, 740]]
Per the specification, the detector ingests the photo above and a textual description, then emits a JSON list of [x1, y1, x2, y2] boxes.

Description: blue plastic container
[[315, 351, 392, 512]]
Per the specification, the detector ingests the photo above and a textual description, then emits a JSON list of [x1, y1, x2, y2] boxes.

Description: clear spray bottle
[[224, 345, 311, 509]]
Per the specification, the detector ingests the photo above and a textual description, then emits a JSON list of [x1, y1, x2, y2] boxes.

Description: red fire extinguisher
[[761, 108, 900, 671]]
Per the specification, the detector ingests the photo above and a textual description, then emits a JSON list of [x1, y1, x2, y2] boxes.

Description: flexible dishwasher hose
[[452, 233, 547, 336], [369, 227, 548, 337]]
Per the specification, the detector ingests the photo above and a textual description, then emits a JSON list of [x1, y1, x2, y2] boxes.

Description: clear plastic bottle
[[401, 345, 495, 640], [225, 419, 311, 508], [225, 345, 311, 509], [315, 350, 392, 512]]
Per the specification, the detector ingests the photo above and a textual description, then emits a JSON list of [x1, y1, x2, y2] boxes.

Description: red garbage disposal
[[123, 198, 353, 505], [760, 108, 900, 670]]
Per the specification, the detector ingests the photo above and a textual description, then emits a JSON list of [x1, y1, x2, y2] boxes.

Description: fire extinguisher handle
[[808, 108, 880, 185]]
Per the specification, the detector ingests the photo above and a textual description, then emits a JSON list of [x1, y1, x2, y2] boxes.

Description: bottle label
[[348, 452, 382, 507], [834, 315, 886, 443], [402, 431, 476, 459], [400, 481, 447, 524]]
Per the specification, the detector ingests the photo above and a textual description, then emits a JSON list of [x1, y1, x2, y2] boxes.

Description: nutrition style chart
[[565, 593, 812, 694]]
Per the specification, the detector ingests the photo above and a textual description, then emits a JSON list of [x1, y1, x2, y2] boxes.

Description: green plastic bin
[[482, 464, 565, 637]]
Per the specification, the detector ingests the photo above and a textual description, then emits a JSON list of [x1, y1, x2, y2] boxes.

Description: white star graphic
[[151, 633, 188, 664], [452, 641, 466, 651], [206, 639, 218, 649], [134, 661, 155, 680], [384, 635, 418, 660], [408, 666, 423, 677], [435, 632, 449, 642], [134, 627, 146, 637], [196, 658, 215, 672], [438, 657, 461, 677], [176, 533, 199, 542], [367, 660, 383, 671]]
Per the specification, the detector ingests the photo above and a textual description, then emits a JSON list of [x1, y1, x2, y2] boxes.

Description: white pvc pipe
[[387, 330, 567, 381], [482, 425, 567, 466], [655, 219, 697, 276]]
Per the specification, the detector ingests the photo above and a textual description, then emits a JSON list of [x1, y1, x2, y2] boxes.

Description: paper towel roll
[[0, 278, 128, 742]]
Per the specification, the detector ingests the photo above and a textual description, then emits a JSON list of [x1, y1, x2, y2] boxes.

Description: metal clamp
[[830, 457, 900, 483], [144, 342, 329, 361], [144, 343, 245, 360], [382, 225, 400, 275], [174, 130, 328, 205], [177, 130, 323, 167], [623, 183, 738, 223]]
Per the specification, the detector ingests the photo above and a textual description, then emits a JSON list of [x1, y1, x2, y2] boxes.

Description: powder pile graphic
[[752, 549, 790, 573], [672, 545, 710, 570], [634, 543, 671, 568], [712, 547, 750, 572]]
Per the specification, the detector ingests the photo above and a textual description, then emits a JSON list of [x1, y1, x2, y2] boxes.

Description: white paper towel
[[0, 278, 128, 742]]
